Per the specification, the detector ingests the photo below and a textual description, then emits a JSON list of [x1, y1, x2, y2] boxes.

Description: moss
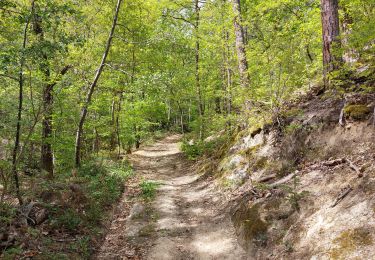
[[281, 108, 304, 118], [252, 157, 268, 171], [329, 227, 373, 260], [232, 204, 269, 247], [138, 223, 156, 237], [344, 105, 371, 120]]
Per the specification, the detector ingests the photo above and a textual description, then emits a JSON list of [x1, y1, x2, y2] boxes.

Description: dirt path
[[96, 135, 247, 260]]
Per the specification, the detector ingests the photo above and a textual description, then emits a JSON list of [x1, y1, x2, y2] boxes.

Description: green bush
[[0, 202, 16, 226], [181, 134, 229, 160], [181, 141, 205, 160], [53, 208, 82, 232]]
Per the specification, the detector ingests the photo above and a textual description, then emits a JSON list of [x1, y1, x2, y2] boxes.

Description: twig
[[346, 159, 363, 177], [331, 186, 353, 208]]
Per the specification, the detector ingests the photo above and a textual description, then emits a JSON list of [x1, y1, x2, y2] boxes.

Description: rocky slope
[[204, 92, 375, 259]]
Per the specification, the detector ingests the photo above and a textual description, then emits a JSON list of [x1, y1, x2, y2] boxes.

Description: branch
[[47, 65, 72, 89], [162, 13, 195, 27], [0, 73, 19, 82], [269, 173, 297, 188], [331, 186, 352, 208]]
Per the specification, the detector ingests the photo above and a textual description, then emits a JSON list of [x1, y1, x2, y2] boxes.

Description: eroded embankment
[[211, 93, 375, 259]]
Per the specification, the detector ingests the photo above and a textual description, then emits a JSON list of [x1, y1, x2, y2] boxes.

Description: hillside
[[194, 90, 375, 259]]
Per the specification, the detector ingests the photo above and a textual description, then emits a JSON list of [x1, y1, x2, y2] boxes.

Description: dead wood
[[259, 174, 277, 183], [269, 173, 296, 188], [322, 158, 346, 167], [346, 159, 363, 177], [321, 158, 363, 177], [331, 186, 353, 208]]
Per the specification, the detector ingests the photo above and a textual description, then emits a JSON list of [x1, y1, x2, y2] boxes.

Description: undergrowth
[[181, 134, 229, 160], [0, 158, 133, 259], [140, 179, 160, 200]]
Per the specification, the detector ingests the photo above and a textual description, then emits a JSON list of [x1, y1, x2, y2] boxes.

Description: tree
[[320, 0, 341, 86], [10, 0, 36, 205], [231, 0, 249, 88], [75, 0, 123, 168]]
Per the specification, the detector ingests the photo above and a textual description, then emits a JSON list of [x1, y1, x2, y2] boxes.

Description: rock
[[243, 132, 264, 150], [34, 208, 48, 225], [228, 164, 249, 182], [228, 155, 245, 170]]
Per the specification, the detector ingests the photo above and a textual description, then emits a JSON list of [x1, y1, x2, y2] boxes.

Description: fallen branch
[[269, 173, 296, 188], [331, 186, 353, 208], [259, 174, 277, 183], [346, 159, 363, 177], [322, 158, 346, 167], [322, 158, 363, 177]]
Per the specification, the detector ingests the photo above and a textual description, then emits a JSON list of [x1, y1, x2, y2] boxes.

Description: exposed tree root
[[269, 173, 297, 188], [331, 186, 353, 208]]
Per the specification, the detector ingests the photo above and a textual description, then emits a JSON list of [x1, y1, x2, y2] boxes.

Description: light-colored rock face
[[228, 155, 245, 169], [217, 117, 375, 259], [228, 164, 249, 182], [243, 132, 264, 150]]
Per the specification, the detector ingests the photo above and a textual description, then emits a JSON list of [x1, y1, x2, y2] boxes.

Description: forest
[[0, 0, 374, 259]]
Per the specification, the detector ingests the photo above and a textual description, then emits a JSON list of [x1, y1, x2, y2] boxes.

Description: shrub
[[52, 208, 82, 232]]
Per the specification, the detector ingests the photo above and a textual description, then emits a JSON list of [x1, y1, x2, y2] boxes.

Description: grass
[[140, 180, 160, 200]]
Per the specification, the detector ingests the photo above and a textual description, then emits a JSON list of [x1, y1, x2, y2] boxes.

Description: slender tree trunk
[[177, 102, 184, 134], [232, 0, 249, 88], [320, 0, 341, 86], [116, 92, 123, 158], [11, 0, 36, 205], [75, 0, 122, 167], [195, 0, 204, 140], [110, 97, 117, 150], [41, 69, 54, 178]]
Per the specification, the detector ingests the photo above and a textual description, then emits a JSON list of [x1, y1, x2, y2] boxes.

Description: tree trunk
[[223, 31, 233, 115], [110, 97, 117, 150], [75, 0, 123, 168], [195, 0, 204, 140], [11, 0, 36, 205], [32, 9, 55, 178], [116, 92, 123, 158], [232, 0, 249, 88], [41, 80, 54, 178], [320, 0, 341, 86]]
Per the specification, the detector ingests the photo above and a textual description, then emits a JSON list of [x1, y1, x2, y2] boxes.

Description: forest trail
[[96, 135, 247, 259]]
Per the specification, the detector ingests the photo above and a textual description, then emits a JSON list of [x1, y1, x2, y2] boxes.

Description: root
[[269, 173, 296, 188], [331, 186, 353, 208], [339, 100, 346, 127]]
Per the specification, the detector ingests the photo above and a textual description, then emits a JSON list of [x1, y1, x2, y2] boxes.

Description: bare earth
[[96, 135, 247, 260]]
